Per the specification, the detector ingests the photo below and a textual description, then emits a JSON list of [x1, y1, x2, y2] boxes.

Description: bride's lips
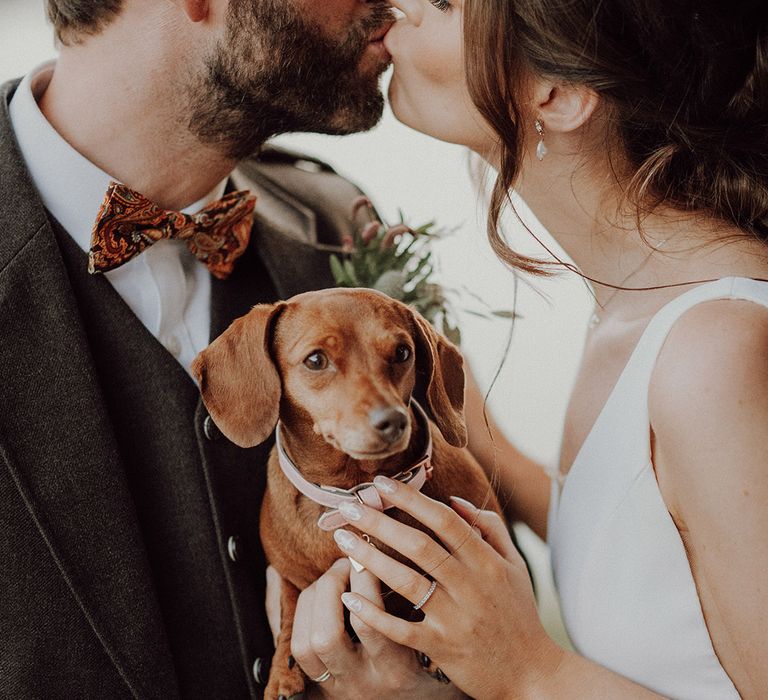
[[381, 21, 397, 56]]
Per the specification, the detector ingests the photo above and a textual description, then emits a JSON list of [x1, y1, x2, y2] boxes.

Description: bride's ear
[[530, 80, 601, 134]]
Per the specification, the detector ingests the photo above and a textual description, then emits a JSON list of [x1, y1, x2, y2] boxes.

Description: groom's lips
[[370, 22, 395, 43], [366, 21, 395, 62]]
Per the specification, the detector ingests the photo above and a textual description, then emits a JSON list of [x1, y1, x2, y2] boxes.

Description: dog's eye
[[394, 344, 412, 363], [303, 351, 329, 371]]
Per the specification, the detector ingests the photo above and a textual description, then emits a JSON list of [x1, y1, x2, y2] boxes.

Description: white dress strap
[[618, 276, 768, 404]]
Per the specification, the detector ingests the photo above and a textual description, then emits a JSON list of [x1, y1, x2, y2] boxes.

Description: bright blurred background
[[0, 0, 595, 647]]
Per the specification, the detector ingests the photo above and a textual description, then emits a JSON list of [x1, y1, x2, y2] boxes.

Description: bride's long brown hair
[[463, 0, 768, 274]]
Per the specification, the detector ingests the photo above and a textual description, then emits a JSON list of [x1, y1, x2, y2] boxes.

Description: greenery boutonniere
[[330, 198, 513, 347]]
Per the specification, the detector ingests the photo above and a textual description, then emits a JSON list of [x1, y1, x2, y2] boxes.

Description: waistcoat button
[[203, 414, 220, 441], [253, 656, 270, 685], [227, 535, 241, 563]]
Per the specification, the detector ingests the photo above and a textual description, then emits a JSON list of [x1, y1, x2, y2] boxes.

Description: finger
[[381, 223, 410, 249], [351, 567, 385, 610], [341, 234, 355, 253], [341, 591, 425, 653], [375, 477, 493, 561], [351, 195, 375, 221], [265, 565, 282, 647], [308, 559, 358, 673], [334, 528, 444, 610], [339, 482, 478, 568], [292, 582, 328, 681], [361, 220, 381, 243], [450, 496, 522, 563], [348, 568, 390, 651]]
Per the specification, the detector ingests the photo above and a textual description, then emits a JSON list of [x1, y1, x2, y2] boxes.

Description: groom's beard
[[188, 0, 395, 160]]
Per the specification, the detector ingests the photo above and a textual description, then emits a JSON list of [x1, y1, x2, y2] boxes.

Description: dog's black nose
[[369, 406, 408, 444]]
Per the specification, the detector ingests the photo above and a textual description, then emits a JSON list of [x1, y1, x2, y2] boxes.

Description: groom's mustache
[[360, 2, 397, 41], [325, 2, 396, 72]]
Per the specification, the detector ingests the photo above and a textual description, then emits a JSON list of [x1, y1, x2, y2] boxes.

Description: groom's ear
[[175, 0, 210, 23]]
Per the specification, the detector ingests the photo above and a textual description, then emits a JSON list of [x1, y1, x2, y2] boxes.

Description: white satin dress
[[547, 276, 768, 699]]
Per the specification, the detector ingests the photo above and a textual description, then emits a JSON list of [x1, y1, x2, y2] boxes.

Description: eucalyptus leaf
[[444, 324, 462, 346], [343, 259, 360, 286], [330, 255, 348, 286]]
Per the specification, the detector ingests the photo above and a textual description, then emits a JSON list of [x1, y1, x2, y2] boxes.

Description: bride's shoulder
[[648, 295, 768, 505], [651, 295, 768, 398]]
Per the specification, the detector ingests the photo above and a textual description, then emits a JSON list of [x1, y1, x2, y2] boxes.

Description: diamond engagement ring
[[311, 669, 332, 683], [413, 579, 438, 611]]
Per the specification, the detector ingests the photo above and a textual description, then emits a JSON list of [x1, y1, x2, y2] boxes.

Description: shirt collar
[[9, 60, 228, 253]]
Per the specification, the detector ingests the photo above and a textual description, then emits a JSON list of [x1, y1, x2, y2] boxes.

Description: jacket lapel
[[231, 164, 340, 301], [0, 79, 179, 699]]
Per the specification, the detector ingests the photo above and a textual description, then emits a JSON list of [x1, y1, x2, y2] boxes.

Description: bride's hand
[[332, 476, 566, 700]]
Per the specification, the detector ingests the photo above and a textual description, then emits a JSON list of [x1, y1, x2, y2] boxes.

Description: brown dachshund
[[192, 287, 501, 699]]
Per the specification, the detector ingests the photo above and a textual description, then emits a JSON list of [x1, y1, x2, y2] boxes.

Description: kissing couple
[[1, 0, 766, 698]]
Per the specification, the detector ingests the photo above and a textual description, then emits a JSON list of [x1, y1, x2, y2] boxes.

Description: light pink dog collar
[[275, 401, 434, 531]]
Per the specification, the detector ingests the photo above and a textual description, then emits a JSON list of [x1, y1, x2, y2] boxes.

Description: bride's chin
[[387, 74, 494, 153], [387, 78, 433, 135], [388, 99, 435, 140], [386, 78, 404, 117]]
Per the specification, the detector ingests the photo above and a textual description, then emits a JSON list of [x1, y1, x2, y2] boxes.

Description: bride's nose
[[385, 0, 424, 25]]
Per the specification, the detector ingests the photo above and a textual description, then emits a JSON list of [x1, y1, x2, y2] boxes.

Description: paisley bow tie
[[88, 181, 257, 280]]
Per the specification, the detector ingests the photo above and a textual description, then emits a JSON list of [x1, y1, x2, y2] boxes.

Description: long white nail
[[373, 475, 397, 494], [334, 529, 357, 551], [341, 593, 363, 613], [338, 501, 363, 521], [449, 495, 478, 511]]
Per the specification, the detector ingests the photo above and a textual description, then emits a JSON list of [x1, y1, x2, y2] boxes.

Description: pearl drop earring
[[535, 119, 548, 161]]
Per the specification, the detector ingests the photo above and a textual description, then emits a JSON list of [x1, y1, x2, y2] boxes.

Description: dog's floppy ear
[[410, 309, 467, 447], [191, 303, 285, 448]]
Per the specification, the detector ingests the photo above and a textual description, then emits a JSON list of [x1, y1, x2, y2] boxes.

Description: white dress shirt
[[9, 61, 228, 378]]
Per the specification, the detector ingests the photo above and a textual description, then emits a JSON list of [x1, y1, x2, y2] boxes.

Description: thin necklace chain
[[588, 240, 668, 328]]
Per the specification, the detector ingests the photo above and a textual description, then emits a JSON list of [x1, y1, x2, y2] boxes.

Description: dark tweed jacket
[[0, 78, 367, 700]]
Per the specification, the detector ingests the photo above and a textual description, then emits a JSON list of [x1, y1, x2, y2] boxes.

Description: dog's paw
[[264, 654, 307, 700]]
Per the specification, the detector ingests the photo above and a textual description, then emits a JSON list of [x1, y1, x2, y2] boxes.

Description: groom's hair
[[46, 0, 123, 45]]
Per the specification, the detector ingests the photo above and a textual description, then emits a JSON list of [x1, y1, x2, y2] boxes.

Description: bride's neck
[[512, 155, 763, 310]]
